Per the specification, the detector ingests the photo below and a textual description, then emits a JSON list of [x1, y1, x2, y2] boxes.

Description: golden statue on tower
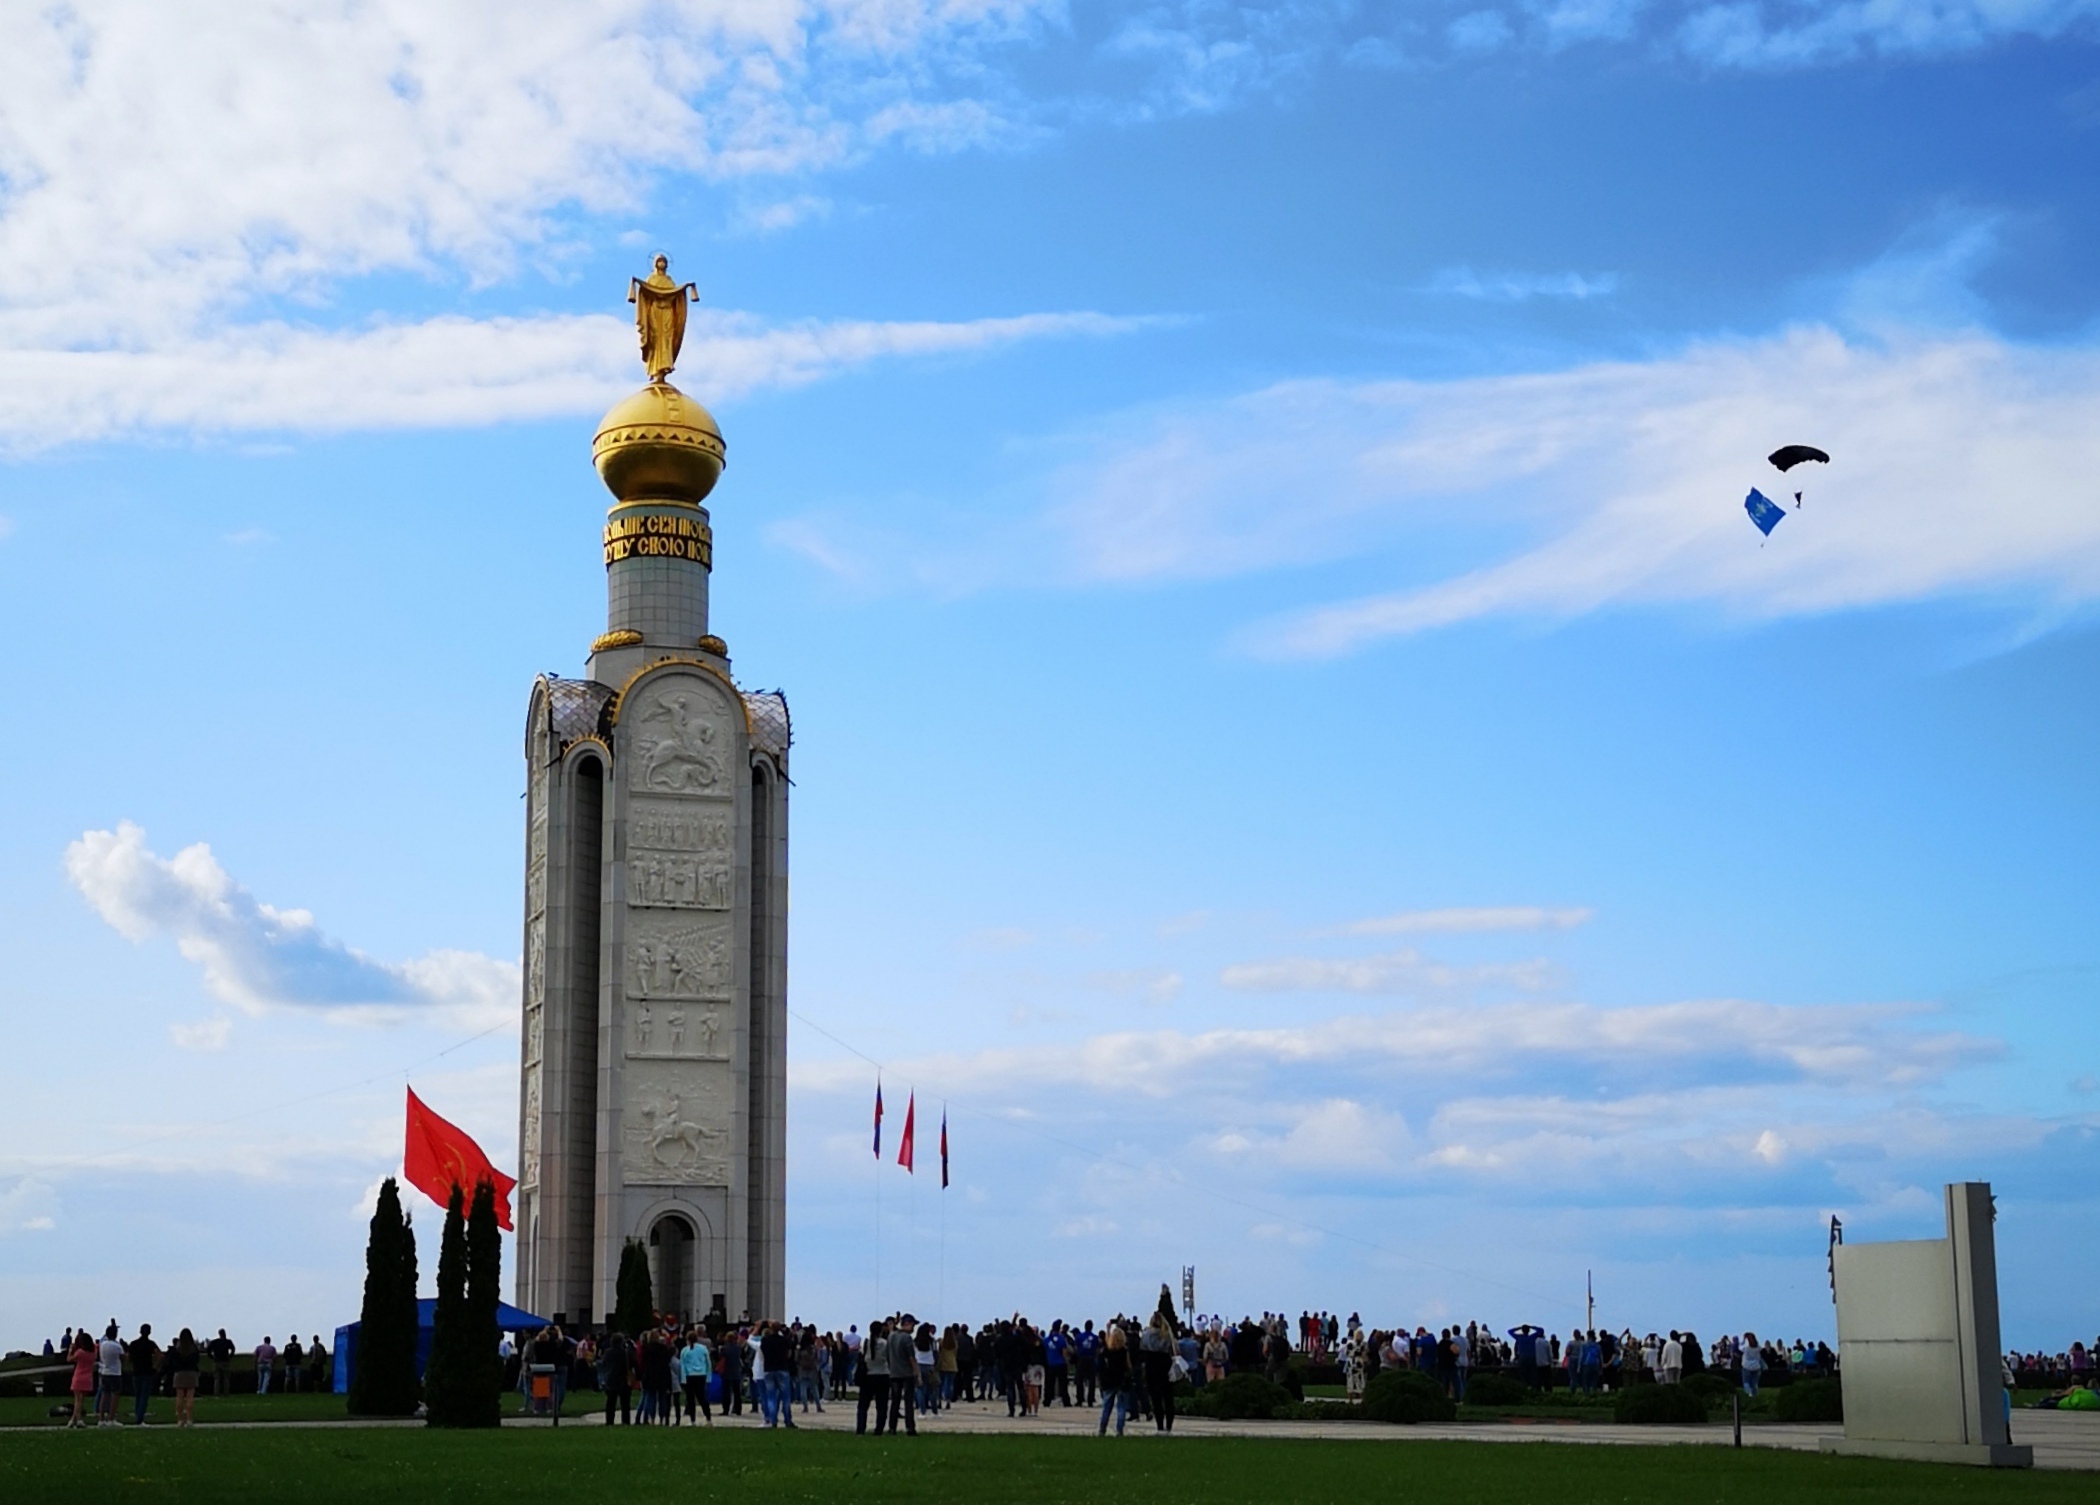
[[629, 254, 698, 382]]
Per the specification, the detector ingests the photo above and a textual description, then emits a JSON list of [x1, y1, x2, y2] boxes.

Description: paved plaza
[[549, 1395, 2100, 1470], [9, 1396, 2094, 1471]]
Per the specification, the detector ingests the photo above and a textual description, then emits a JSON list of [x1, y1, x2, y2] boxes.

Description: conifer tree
[[464, 1178, 504, 1427], [612, 1238, 654, 1339], [423, 1184, 471, 1426], [348, 1177, 421, 1416]]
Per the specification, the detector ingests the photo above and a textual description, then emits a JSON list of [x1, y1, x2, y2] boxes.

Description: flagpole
[[874, 1074, 882, 1315], [938, 1102, 947, 1332]]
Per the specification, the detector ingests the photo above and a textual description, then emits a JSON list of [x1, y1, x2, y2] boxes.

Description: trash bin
[[529, 1364, 558, 1424]]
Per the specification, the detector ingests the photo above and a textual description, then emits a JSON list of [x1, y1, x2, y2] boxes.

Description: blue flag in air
[[1745, 488, 1785, 536]]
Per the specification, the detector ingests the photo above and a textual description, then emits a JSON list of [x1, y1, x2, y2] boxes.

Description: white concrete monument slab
[[1824, 1181, 2032, 1467], [512, 259, 790, 1327]]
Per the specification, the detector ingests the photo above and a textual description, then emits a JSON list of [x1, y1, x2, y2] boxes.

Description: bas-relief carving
[[526, 769, 548, 916], [628, 853, 732, 908], [628, 1000, 729, 1060], [521, 1064, 542, 1188], [525, 919, 546, 1011], [621, 1059, 732, 1186], [630, 800, 733, 853], [626, 680, 735, 794], [626, 911, 733, 1000]]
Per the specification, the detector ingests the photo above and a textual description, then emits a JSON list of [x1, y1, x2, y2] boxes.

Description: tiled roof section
[[547, 677, 614, 748], [743, 689, 791, 763]]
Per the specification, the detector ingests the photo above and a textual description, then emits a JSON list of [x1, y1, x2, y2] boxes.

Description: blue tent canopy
[[332, 1298, 549, 1395]]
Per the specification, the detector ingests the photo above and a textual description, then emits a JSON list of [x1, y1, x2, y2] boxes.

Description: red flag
[[873, 1080, 884, 1159], [403, 1087, 516, 1231], [939, 1108, 949, 1189], [897, 1092, 915, 1173]]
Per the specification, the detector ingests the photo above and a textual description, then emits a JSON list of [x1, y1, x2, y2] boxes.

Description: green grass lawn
[[0, 1427, 2088, 1504], [0, 1389, 598, 1429]]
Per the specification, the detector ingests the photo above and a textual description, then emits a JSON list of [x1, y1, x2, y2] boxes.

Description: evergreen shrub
[[1184, 1372, 1293, 1420], [1615, 1384, 1711, 1424], [1362, 1369, 1457, 1424], [423, 1186, 472, 1427], [1772, 1378, 1843, 1423], [347, 1177, 420, 1417], [1462, 1373, 1530, 1407], [1683, 1371, 1736, 1403], [613, 1240, 655, 1340]]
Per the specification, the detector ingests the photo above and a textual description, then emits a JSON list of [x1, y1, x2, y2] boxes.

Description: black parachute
[[1766, 444, 1830, 508]]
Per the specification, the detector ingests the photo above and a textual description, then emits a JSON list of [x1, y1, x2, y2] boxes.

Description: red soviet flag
[[897, 1092, 915, 1173], [403, 1087, 516, 1231]]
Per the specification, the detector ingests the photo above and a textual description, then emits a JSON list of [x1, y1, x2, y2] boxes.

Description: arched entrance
[[648, 1213, 695, 1320]]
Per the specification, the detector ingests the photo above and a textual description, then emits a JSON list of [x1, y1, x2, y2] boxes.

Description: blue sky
[[2, 1, 2098, 1352]]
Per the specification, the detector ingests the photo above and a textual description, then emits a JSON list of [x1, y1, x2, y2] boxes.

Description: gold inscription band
[[603, 512, 713, 568]]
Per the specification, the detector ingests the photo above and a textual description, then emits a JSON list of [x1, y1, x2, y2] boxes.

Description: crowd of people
[[513, 1304, 1198, 1436], [35, 1305, 2100, 1430], [493, 1291, 1870, 1435], [41, 1322, 332, 1428]]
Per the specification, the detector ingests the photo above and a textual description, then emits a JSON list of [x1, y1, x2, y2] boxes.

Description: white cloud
[[65, 821, 516, 1027], [733, 194, 836, 235], [1084, 968, 1185, 1004], [1103, 0, 1347, 118], [1448, 10, 1517, 52], [1051, 325, 2100, 650], [1055, 1214, 1120, 1237], [1672, 0, 2100, 68], [1330, 905, 1593, 936], [1213, 1098, 1412, 1172], [797, 996, 1986, 1098], [1427, 266, 1618, 302], [1220, 947, 1555, 994], [0, 308, 1140, 448], [0, 0, 1141, 445], [0, 1, 1049, 342], [169, 1016, 233, 1052], [0, 1177, 60, 1236]]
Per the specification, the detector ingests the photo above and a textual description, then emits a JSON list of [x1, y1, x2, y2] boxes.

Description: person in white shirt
[[1659, 1332, 1683, 1386], [95, 1325, 125, 1425], [1739, 1332, 1764, 1397]]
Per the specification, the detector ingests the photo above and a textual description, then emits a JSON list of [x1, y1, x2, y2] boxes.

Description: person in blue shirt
[[1044, 1323, 1070, 1406], [1073, 1321, 1101, 1406], [1509, 1324, 1545, 1391]]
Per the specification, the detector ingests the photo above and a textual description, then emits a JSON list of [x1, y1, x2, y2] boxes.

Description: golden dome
[[592, 381, 725, 505]]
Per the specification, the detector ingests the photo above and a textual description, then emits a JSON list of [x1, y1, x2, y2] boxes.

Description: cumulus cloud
[[1220, 947, 1555, 995], [65, 822, 516, 1027], [0, 2, 1049, 340], [1212, 1098, 1412, 1172], [0, 1, 1158, 446], [1328, 905, 1594, 936], [1047, 324, 2100, 650]]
